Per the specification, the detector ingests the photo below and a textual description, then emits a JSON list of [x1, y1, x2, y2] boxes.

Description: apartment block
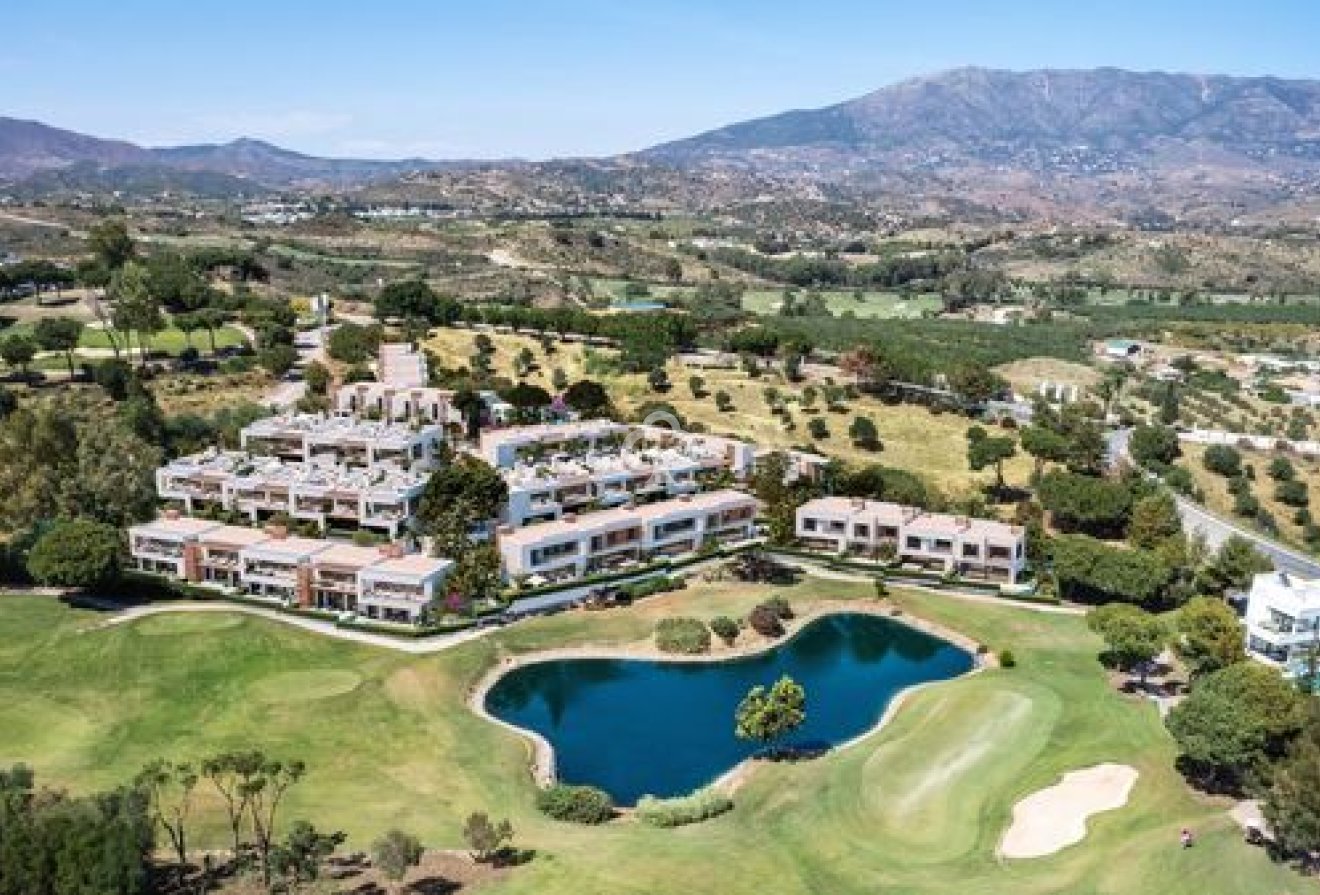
[[241, 412, 444, 469], [1244, 571, 1320, 677], [127, 516, 451, 624], [156, 450, 428, 537], [795, 497, 1026, 582], [497, 489, 759, 582], [334, 382, 455, 426]]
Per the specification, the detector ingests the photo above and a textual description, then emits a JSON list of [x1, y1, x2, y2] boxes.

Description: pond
[[483, 612, 973, 804]]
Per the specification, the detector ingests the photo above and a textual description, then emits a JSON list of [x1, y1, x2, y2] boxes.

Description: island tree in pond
[[735, 675, 807, 755]]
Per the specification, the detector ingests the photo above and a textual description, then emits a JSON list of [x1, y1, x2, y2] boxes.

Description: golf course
[[1, 576, 1312, 894]]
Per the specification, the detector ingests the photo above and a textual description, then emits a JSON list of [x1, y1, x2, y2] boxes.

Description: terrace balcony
[[132, 538, 184, 560]]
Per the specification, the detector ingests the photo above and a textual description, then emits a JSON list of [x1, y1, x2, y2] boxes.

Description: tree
[[1052, 534, 1171, 606], [242, 758, 306, 887], [68, 416, 161, 526], [376, 279, 456, 323], [1019, 424, 1070, 478], [1263, 714, 1320, 856], [749, 451, 801, 546], [326, 322, 383, 364], [463, 811, 514, 864], [1128, 424, 1180, 468], [715, 390, 733, 412], [145, 251, 207, 311], [687, 374, 705, 398], [807, 417, 829, 440], [1276, 479, 1310, 508], [0, 334, 35, 376], [1196, 535, 1271, 594], [848, 415, 880, 450], [1203, 444, 1243, 477], [947, 364, 1006, 403], [109, 261, 163, 366], [1037, 470, 1133, 535], [33, 316, 84, 380], [271, 820, 344, 893], [647, 367, 671, 392], [259, 342, 298, 377], [417, 455, 508, 543], [445, 543, 503, 608], [966, 429, 1017, 492], [514, 346, 536, 378], [735, 676, 806, 753], [372, 829, 424, 893], [135, 760, 197, 873], [1268, 456, 1296, 482], [1086, 604, 1167, 683], [87, 218, 136, 270], [551, 367, 569, 392], [1167, 662, 1305, 791], [27, 519, 122, 589], [201, 750, 265, 858], [1175, 597, 1246, 678], [562, 379, 612, 418], [1128, 491, 1183, 551], [304, 361, 330, 396]]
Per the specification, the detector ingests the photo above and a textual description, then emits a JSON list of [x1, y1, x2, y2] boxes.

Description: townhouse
[[127, 516, 451, 624], [794, 496, 1027, 582], [1243, 571, 1320, 678], [156, 450, 428, 537], [241, 412, 444, 469], [497, 489, 759, 582]]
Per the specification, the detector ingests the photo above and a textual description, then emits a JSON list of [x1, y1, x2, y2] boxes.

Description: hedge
[[655, 617, 711, 654], [535, 784, 615, 824], [635, 787, 734, 827]]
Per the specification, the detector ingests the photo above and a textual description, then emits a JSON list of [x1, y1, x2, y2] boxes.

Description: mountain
[[153, 138, 443, 186], [0, 117, 153, 179], [0, 118, 453, 192], [641, 67, 1320, 176]]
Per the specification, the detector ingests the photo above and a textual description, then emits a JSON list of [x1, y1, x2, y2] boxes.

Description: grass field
[[741, 289, 942, 319], [77, 324, 249, 355], [0, 579, 1311, 894], [423, 327, 1032, 496]]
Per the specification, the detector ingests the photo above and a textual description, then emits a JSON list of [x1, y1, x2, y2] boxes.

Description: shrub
[[1203, 444, 1242, 477], [655, 617, 711, 654], [746, 604, 784, 637], [998, 650, 1017, 668], [759, 596, 794, 620], [535, 784, 614, 824], [635, 787, 734, 827], [709, 615, 739, 644], [1275, 479, 1310, 508]]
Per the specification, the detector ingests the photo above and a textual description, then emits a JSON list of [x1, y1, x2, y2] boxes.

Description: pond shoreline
[[467, 597, 988, 797]]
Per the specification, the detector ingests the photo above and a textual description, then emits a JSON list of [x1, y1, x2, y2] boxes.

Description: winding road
[[1107, 428, 1320, 579]]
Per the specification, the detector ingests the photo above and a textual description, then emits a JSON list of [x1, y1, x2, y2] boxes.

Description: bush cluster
[[655, 617, 712, 654], [635, 787, 734, 827], [535, 784, 615, 824], [709, 615, 740, 644], [746, 605, 784, 638]]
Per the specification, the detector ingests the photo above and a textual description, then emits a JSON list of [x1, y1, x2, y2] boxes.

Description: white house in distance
[[1244, 571, 1320, 677], [794, 496, 1027, 582]]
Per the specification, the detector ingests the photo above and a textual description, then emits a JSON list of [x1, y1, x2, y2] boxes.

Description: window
[[802, 518, 818, 532], [962, 544, 980, 558], [905, 536, 921, 550], [854, 524, 870, 538]]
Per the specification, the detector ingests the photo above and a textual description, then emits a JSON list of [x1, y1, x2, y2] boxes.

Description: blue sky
[[6, 0, 1319, 159]]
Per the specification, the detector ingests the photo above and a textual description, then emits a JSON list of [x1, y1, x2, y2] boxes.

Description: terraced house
[[497, 489, 759, 582], [127, 516, 451, 624], [242, 412, 444, 469], [794, 497, 1027, 582]]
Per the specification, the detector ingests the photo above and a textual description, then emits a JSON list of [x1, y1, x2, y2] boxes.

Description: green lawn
[[0, 580, 1310, 894], [77, 324, 248, 355], [741, 288, 943, 319]]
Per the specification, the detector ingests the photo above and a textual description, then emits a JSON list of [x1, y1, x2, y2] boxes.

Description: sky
[[6, 0, 1320, 160]]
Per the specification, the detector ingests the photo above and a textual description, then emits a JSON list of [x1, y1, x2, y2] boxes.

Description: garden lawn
[[0, 579, 1309, 895], [78, 324, 248, 355]]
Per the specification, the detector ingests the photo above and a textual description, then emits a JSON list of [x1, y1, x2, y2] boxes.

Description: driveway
[[264, 324, 329, 409]]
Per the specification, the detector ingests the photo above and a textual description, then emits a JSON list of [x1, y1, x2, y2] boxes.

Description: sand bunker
[[999, 763, 1138, 859]]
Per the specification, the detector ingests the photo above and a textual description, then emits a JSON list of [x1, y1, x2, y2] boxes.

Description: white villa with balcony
[[1244, 571, 1320, 678], [795, 497, 1027, 582], [241, 412, 444, 469], [156, 450, 429, 537], [498, 489, 759, 582]]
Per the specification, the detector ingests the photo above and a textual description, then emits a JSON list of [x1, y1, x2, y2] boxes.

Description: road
[[264, 325, 329, 409], [1107, 428, 1320, 578]]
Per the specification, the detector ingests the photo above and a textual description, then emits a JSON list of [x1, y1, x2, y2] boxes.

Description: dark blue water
[[484, 612, 972, 803]]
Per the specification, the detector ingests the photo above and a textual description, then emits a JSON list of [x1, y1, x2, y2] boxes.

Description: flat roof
[[500, 489, 757, 547], [198, 525, 274, 548], [241, 536, 333, 561], [313, 543, 387, 569], [131, 517, 223, 539], [364, 554, 453, 578]]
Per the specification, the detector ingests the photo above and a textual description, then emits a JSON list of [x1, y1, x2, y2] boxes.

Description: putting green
[[247, 670, 364, 704]]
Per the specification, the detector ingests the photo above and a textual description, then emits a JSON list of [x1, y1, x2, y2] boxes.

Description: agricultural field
[[1177, 442, 1320, 553], [740, 288, 942, 319], [0, 579, 1306, 895]]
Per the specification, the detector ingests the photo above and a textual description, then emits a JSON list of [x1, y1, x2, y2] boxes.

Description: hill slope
[[642, 67, 1320, 175]]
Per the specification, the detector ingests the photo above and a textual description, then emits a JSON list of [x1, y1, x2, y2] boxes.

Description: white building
[[497, 489, 759, 583], [127, 516, 451, 624], [1244, 571, 1320, 677], [794, 497, 1027, 582], [241, 412, 444, 469], [156, 450, 429, 537]]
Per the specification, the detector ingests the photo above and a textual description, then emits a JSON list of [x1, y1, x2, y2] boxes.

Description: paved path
[[795, 561, 1085, 615], [1107, 428, 1320, 578], [264, 325, 329, 409]]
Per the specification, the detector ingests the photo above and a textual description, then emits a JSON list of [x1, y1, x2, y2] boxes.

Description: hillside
[[642, 67, 1320, 175]]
